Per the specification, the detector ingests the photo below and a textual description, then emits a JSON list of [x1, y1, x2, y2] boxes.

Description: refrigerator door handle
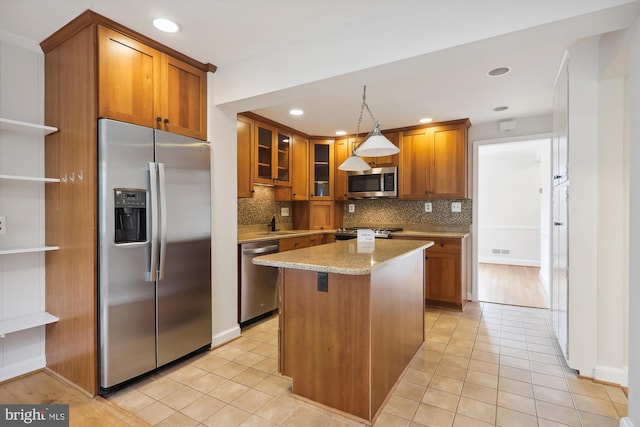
[[148, 162, 159, 282], [158, 162, 167, 280]]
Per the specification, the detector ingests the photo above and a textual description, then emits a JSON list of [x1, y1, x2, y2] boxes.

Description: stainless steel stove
[[334, 226, 403, 240]]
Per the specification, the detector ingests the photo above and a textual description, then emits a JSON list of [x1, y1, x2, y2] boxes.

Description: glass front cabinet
[[254, 121, 292, 186], [310, 138, 334, 200]]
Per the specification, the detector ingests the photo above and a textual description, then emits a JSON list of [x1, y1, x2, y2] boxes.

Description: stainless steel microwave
[[347, 166, 398, 198]]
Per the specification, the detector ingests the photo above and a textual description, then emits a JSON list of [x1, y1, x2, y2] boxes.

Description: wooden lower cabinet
[[395, 235, 468, 310], [278, 249, 424, 422], [279, 234, 326, 252], [292, 201, 343, 230]]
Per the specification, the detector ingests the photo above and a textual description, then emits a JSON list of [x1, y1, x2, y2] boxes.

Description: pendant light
[[338, 85, 399, 171]]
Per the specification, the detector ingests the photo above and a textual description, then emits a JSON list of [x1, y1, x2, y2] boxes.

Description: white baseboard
[[620, 417, 635, 427], [594, 364, 628, 387], [479, 257, 540, 267], [0, 355, 46, 381], [211, 325, 241, 348]]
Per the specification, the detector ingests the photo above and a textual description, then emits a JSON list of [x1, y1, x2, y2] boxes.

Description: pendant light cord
[[352, 85, 380, 155]]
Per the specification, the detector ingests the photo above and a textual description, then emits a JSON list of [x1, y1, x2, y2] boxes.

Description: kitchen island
[[253, 239, 432, 424]]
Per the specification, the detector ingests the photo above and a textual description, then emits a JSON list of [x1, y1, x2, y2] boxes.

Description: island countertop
[[253, 239, 433, 275]]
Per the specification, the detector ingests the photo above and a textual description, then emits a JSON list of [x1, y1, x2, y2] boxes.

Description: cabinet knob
[[157, 117, 162, 123], [164, 118, 170, 124]]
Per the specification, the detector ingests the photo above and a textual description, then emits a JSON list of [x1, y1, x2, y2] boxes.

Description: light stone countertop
[[252, 239, 433, 275], [238, 229, 325, 244], [238, 229, 469, 244], [391, 230, 470, 239]]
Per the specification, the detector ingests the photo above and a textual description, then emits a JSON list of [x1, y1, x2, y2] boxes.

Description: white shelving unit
[[0, 117, 58, 135], [0, 174, 59, 183], [0, 246, 59, 256], [0, 116, 60, 336]]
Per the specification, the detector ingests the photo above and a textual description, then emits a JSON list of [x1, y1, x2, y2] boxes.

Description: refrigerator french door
[[98, 119, 211, 392]]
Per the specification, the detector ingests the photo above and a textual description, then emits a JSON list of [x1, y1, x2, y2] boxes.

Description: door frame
[[470, 132, 552, 303]]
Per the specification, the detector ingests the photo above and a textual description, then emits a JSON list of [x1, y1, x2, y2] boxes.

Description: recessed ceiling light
[[494, 106, 509, 112], [419, 117, 433, 124], [153, 18, 180, 33], [289, 109, 304, 116], [336, 130, 347, 136], [487, 67, 511, 77]]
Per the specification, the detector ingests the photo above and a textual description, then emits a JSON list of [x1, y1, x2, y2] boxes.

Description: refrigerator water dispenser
[[114, 189, 146, 243]]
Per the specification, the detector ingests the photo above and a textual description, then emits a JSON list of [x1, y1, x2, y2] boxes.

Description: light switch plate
[[348, 204, 355, 213], [281, 207, 290, 217], [424, 202, 432, 212], [451, 202, 462, 212]]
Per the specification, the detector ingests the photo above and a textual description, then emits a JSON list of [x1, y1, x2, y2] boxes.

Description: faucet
[[269, 216, 277, 232]]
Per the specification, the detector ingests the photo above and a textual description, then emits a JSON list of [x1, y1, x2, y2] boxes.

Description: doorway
[[472, 137, 552, 308]]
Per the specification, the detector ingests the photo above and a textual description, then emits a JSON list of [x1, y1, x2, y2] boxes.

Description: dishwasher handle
[[244, 245, 279, 255]]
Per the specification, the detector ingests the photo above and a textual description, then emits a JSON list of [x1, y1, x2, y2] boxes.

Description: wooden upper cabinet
[[98, 25, 160, 129], [310, 138, 334, 200], [291, 134, 309, 200], [98, 25, 207, 140], [253, 121, 292, 186], [237, 114, 254, 198], [398, 128, 430, 199], [334, 137, 353, 201], [399, 120, 469, 199], [161, 55, 207, 139], [431, 124, 467, 198]]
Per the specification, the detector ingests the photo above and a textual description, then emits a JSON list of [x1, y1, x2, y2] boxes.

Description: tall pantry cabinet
[[40, 10, 214, 394]]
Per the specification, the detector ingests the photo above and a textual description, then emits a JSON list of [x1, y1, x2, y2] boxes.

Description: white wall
[[596, 76, 628, 386], [565, 37, 600, 378], [0, 36, 49, 380], [478, 141, 548, 267], [207, 74, 241, 347], [623, 10, 640, 425]]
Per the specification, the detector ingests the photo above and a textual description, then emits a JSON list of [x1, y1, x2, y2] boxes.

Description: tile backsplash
[[238, 187, 471, 233], [237, 185, 292, 231], [343, 198, 472, 232]]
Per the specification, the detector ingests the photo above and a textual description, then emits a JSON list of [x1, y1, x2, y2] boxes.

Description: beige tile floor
[[107, 302, 628, 426]]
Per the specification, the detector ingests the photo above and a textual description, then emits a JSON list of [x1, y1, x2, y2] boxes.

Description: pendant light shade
[[354, 126, 399, 157], [338, 153, 371, 171], [337, 85, 398, 172]]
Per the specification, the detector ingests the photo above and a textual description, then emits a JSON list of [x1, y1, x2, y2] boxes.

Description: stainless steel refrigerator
[[98, 118, 211, 392]]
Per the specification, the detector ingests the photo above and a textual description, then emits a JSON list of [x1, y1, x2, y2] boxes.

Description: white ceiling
[[1, 0, 638, 136]]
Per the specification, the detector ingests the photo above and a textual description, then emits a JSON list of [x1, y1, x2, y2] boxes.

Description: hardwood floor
[[477, 263, 549, 308], [0, 370, 149, 426]]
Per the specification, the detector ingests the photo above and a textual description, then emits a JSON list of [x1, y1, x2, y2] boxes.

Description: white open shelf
[[0, 174, 60, 183], [0, 312, 59, 336], [0, 246, 59, 256], [0, 117, 58, 136]]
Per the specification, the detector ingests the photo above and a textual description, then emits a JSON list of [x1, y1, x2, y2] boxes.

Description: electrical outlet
[[451, 202, 462, 212], [0, 215, 6, 235], [348, 204, 355, 213], [281, 207, 290, 217], [424, 202, 432, 212]]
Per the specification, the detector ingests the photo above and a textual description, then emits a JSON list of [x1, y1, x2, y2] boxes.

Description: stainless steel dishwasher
[[239, 240, 280, 325]]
